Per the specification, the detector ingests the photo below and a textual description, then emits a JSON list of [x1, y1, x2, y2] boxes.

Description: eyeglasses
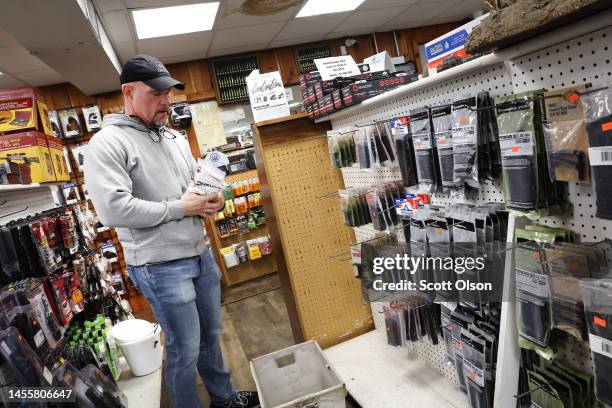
[[147, 126, 177, 143]]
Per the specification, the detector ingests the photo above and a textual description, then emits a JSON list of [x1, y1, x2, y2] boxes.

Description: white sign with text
[[247, 70, 290, 123], [314, 55, 361, 81]]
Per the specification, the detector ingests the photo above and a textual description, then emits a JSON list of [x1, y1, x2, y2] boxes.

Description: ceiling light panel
[[132, 2, 219, 39], [296, 0, 366, 18]]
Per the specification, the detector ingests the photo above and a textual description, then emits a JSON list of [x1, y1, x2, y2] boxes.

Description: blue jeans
[[127, 248, 237, 407]]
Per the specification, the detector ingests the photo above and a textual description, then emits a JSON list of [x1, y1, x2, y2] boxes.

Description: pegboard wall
[[327, 22, 612, 395], [258, 131, 372, 348], [0, 185, 61, 226]]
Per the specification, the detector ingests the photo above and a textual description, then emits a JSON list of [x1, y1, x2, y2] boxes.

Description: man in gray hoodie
[[84, 55, 260, 408]]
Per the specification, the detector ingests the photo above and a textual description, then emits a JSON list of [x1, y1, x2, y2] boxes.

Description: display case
[[212, 55, 259, 105], [295, 44, 332, 73]]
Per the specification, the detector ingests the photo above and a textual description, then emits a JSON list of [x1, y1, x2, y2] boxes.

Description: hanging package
[[581, 87, 612, 219], [410, 108, 438, 193], [543, 86, 590, 183], [431, 105, 458, 193], [461, 329, 488, 408], [495, 93, 539, 210], [452, 96, 479, 189], [392, 117, 419, 187], [579, 279, 612, 406]]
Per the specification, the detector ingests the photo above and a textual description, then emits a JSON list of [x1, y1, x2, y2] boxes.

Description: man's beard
[[152, 113, 168, 127]]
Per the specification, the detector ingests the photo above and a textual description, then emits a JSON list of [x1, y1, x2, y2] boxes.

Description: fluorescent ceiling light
[[132, 2, 219, 39], [296, 0, 366, 17]]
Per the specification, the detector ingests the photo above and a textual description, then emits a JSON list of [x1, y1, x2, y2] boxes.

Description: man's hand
[[181, 191, 224, 218]]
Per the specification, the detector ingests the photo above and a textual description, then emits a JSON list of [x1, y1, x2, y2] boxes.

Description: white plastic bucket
[[112, 319, 162, 377]]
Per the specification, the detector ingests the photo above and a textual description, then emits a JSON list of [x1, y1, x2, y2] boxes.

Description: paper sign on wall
[[314, 56, 361, 81], [247, 70, 290, 123], [364, 51, 396, 73]]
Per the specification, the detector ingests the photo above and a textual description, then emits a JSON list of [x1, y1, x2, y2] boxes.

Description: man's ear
[[121, 83, 133, 99]]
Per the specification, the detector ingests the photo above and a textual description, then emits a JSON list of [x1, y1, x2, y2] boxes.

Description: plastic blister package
[[431, 105, 457, 193], [410, 108, 439, 193], [581, 86, 612, 219], [392, 117, 419, 188], [328, 129, 357, 169], [452, 97, 479, 189]]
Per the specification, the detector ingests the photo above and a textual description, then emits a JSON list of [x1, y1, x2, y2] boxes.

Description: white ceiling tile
[[424, 14, 468, 26], [358, 0, 419, 10], [15, 69, 65, 87], [268, 34, 325, 49], [441, 0, 486, 18], [208, 42, 268, 58], [0, 46, 50, 73], [215, 0, 302, 29], [113, 42, 137, 63], [210, 22, 285, 50], [0, 28, 19, 48], [0, 74, 26, 89], [159, 51, 207, 64], [333, 7, 407, 32], [137, 30, 214, 58], [275, 12, 350, 41], [325, 27, 377, 40], [102, 11, 134, 43], [386, 1, 458, 26], [93, 0, 125, 12]]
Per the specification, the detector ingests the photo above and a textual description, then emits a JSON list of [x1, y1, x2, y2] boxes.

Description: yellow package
[[0, 131, 56, 183]]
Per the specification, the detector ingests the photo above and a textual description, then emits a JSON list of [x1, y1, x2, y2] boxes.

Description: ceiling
[[0, 0, 486, 94]]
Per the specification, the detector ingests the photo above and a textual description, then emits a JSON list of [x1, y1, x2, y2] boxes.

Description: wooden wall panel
[[258, 49, 278, 74], [374, 31, 399, 56], [275, 47, 300, 85]]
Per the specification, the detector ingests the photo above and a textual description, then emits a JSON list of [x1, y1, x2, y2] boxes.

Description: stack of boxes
[[300, 63, 417, 120], [0, 87, 70, 185]]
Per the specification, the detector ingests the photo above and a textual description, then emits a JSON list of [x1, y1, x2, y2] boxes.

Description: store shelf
[[0, 182, 63, 192], [324, 330, 468, 408], [316, 8, 612, 124], [218, 222, 267, 241]]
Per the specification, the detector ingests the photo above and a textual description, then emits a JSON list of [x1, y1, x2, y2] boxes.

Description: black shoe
[[210, 391, 260, 408]]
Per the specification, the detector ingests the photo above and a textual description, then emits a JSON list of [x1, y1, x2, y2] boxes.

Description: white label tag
[[314, 56, 361, 81], [452, 125, 476, 145], [463, 359, 485, 387], [588, 146, 612, 166], [43, 366, 53, 385], [499, 132, 534, 157], [34, 330, 46, 348], [516, 268, 549, 298], [589, 333, 612, 358], [413, 133, 432, 150]]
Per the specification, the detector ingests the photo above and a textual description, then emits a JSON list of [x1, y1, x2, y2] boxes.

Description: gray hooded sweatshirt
[[83, 114, 206, 266]]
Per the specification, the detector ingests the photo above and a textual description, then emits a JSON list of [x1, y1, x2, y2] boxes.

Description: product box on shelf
[[45, 134, 71, 181], [332, 90, 343, 110], [299, 71, 322, 92], [306, 104, 314, 120], [424, 14, 488, 74], [303, 85, 316, 106], [0, 131, 56, 183], [341, 75, 409, 106], [314, 80, 337, 100], [0, 87, 54, 136], [318, 94, 334, 115]]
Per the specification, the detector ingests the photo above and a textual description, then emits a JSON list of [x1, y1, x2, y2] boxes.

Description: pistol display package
[[410, 108, 439, 192], [452, 96, 479, 189], [393, 117, 419, 188], [543, 86, 590, 183], [581, 87, 612, 219], [431, 105, 457, 193]]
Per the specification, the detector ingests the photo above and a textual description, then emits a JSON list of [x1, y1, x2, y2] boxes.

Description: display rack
[[206, 169, 278, 287], [320, 9, 612, 408], [0, 183, 62, 225], [295, 44, 332, 73], [212, 55, 259, 105]]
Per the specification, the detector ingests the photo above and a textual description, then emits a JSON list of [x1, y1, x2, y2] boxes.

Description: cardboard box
[[424, 14, 488, 74], [0, 87, 54, 136], [314, 80, 337, 100], [45, 134, 71, 181], [332, 90, 343, 110], [0, 131, 56, 183], [303, 86, 316, 106], [318, 94, 334, 115], [299, 71, 322, 92], [341, 75, 409, 106], [306, 104, 314, 120]]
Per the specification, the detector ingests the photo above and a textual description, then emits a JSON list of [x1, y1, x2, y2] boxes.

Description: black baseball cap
[[120, 54, 185, 90]]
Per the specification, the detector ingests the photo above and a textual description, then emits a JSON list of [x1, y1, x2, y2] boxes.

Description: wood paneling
[[374, 31, 399, 56], [258, 49, 278, 74], [275, 46, 300, 85], [331, 34, 376, 64]]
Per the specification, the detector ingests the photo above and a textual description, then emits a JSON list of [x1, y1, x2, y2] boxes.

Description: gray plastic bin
[[250, 340, 346, 408]]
